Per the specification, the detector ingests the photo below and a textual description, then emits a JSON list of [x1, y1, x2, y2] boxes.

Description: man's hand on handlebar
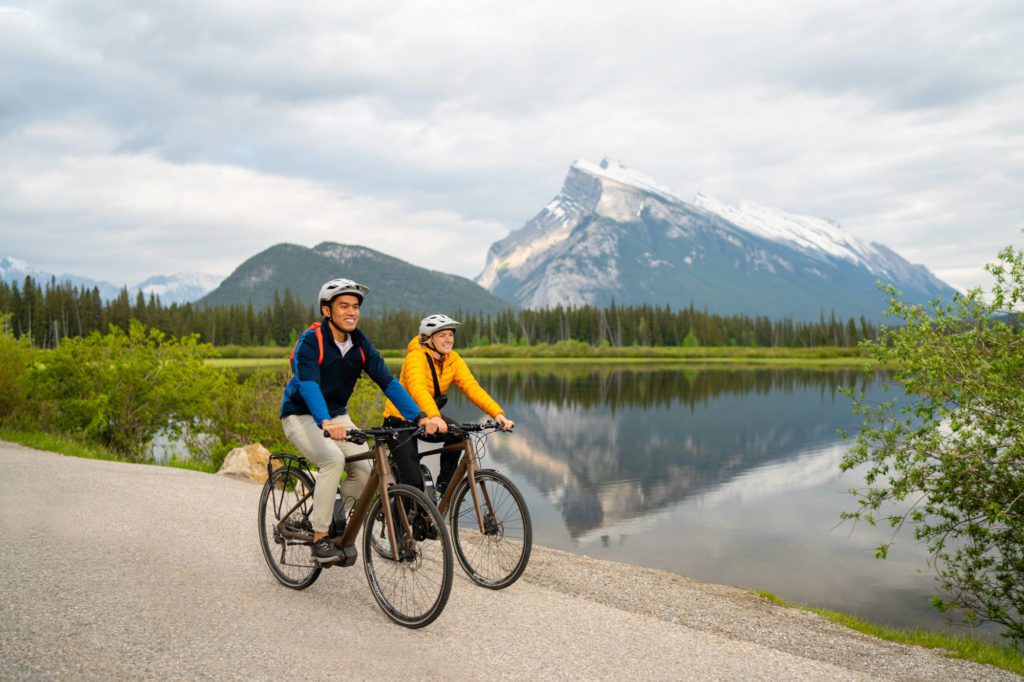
[[322, 419, 347, 441], [495, 414, 515, 431]]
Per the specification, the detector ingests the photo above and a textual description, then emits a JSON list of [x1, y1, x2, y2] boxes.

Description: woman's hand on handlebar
[[421, 415, 447, 436], [322, 419, 347, 441], [495, 414, 515, 431]]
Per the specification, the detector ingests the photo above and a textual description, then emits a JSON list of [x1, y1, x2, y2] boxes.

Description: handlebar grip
[[323, 428, 368, 444]]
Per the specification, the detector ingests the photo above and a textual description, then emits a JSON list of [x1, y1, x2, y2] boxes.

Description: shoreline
[[207, 356, 879, 369]]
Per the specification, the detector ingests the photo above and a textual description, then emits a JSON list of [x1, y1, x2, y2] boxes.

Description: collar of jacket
[[321, 319, 365, 348]]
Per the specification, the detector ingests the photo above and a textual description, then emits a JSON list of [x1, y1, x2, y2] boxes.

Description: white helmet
[[419, 314, 460, 338], [318, 278, 369, 307]]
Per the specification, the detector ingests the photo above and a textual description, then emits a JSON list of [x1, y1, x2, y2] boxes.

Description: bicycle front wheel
[[258, 466, 322, 590], [450, 469, 532, 589], [362, 484, 453, 628]]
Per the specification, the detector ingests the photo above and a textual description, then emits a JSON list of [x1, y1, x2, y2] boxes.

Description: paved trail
[[0, 443, 1017, 680]]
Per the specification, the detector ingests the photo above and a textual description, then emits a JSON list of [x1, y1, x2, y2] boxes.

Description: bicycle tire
[[258, 466, 322, 590], [362, 484, 453, 628], [450, 469, 532, 589]]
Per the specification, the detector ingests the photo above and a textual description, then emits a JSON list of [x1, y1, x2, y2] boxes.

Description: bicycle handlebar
[[322, 419, 512, 443], [322, 425, 422, 444], [445, 419, 514, 437]]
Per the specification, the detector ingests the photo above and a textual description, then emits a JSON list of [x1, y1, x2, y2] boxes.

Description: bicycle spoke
[[259, 467, 321, 590]]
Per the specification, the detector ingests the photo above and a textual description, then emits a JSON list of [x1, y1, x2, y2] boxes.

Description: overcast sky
[[1, 0, 1022, 292]]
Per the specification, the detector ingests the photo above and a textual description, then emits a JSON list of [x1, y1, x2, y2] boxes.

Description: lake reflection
[[437, 365, 999, 640]]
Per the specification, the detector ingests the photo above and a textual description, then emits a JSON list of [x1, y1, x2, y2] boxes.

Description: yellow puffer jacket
[[383, 337, 503, 420]]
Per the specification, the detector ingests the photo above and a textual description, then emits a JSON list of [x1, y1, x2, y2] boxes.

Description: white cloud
[[0, 0, 1021, 293], [0, 122, 506, 285]]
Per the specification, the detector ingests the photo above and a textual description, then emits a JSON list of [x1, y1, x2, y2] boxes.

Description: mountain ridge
[[476, 159, 956, 319], [199, 242, 515, 315]]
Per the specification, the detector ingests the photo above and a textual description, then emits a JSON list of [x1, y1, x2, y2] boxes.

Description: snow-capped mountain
[[1, 255, 122, 300], [477, 159, 955, 319], [130, 272, 222, 305], [1, 256, 220, 304]]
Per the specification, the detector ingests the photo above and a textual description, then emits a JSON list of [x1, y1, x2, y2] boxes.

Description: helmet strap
[[423, 337, 445, 359], [325, 313, 348, 341]]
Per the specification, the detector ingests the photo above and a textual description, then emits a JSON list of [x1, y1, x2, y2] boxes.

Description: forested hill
[[200, 242, 514, 316]]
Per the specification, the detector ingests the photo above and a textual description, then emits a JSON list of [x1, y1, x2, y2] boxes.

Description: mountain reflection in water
[[454, 367, 871, 539], [437, 364, 999, 638]]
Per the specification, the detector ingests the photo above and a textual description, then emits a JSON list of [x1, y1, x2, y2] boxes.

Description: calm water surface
[[433, 364, 998, 640]]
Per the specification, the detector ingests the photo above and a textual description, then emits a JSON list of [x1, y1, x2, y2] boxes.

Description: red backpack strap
[[289, 323, 325, 368], [360, 346, 366, 365], [313, 324, 324, 365]]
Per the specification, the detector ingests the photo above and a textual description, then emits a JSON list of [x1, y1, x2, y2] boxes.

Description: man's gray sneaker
[[311, 537, 344, 563]]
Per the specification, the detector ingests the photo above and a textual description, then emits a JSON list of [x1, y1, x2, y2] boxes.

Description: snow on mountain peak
[[571, 158, 686, 205], [132, 272, 222, 304], [1, 255, 31, 275], [693, 194, 879, 270]]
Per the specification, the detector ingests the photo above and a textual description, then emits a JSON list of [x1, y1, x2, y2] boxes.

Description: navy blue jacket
[[280, 321, 422, 426]]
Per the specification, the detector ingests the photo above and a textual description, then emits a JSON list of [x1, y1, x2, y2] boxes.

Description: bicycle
[[257, 425, 454, 628], [404, 420, 533, 589]]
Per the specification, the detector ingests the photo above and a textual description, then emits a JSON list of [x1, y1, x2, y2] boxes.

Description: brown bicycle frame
[[421, 435, 495, 533], [274, 440, 414, 561]]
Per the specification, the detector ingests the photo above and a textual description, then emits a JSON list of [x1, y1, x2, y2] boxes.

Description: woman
[[382, 314, 514, 499]]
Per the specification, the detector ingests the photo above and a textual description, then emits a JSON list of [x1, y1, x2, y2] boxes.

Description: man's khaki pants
[[281, 413, 371, 534]]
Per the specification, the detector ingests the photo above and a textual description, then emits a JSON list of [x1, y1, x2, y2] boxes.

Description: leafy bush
[[196, 369, 385, 468], [842, 245, 1024, 647], [345, 376, 387, 428], [0, 316, 33, 425], [28, 321, 227, 460]]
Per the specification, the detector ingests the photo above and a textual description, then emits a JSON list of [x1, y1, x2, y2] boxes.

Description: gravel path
[[0, 442, 1017, 681]]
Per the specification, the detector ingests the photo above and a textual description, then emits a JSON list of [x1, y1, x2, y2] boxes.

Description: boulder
[[217, 443, 276, 484]]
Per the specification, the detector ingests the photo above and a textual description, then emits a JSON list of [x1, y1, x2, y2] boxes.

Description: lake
[[429, 364, 1000, 640]]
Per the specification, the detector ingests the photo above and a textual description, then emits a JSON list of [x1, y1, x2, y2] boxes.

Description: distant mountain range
[[476, 159, 956, 319], [199, 242, 513, 315], [5, 159, 959, 319], [0, 256, 221, 305]]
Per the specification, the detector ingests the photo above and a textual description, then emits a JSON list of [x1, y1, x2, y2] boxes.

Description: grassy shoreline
[[752, 590, 1023, 675], [215, 343, 871, 360], [1, 426, 1018, 671], [208, 344, 880, 370], [0, 428, 219, 473]]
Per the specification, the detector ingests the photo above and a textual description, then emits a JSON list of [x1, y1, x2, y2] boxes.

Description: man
[[280, 278, 434, 563]]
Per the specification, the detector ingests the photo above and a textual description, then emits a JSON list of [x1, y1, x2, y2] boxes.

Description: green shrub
[[346, 376, 387, 428], [28, 321, 228, 460], [842, 245, 1024, 647], [198, 369, 384, 467], [0, 317, 33, 425]]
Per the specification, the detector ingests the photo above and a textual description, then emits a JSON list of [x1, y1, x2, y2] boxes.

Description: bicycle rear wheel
[[362, 484, 453, 628], [258, 466, 322, 590], [450, 469, 532, 589]]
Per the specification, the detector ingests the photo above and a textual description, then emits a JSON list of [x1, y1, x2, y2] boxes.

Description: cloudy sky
[[1, 0, 1022, 292]]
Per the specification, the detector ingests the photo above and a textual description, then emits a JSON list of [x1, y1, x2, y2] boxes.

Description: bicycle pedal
[[338, 545, 358, 567]]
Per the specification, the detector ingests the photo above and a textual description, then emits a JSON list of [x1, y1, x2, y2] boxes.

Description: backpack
[[289, 322, 366, 371]]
